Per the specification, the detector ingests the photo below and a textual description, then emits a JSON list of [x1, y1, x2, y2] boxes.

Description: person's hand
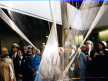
[[94, 52, 97, 58], [100, 51, 104, 55], [18, 74, 23, 78], [31, 68, 36, 73], [88, 57, 92, 61], [77, 48, 81, 54]]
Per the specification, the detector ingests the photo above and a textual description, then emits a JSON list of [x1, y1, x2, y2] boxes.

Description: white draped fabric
[[0, 1, 108, 30], [0, 1, 62, 24], [0, 8, 36, 49]]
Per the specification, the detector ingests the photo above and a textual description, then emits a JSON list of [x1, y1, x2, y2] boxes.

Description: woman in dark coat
[[93, 42, 108, 81], [14, 49, 26, 81]]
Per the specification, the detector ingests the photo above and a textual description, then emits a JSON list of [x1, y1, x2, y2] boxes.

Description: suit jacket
[[84, 50, 95, 60], [14, 56, 26, 78], [93, 50, 108, 77]]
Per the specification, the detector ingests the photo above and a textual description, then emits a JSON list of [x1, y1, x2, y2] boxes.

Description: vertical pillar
[[60, 1, 70, 79]]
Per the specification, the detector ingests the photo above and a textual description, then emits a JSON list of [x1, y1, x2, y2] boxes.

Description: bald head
[[1, 47, 9, 58]]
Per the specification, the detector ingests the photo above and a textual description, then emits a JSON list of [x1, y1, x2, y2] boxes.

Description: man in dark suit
[[85, 40, 94, 61], [9, 43, 20, 62], [85, 40, 95, 80]]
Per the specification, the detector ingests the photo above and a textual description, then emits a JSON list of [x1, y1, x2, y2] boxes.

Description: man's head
[[12, 43, 20, 53], [23, 46, 28, 54], [85, 40, 93, 50], [36, 49, 40, 55], [27, 45, 33, 53], [40, 45, 45, 54], [32, 48, 36, 55], [59, 47, 64, 55], [81, 45, 86, 51], [71, 45, 76, 50], [1, 47, 9, 58], [71, 45, 76, 54]]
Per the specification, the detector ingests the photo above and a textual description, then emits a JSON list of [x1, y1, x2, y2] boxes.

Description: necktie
[[12, 54, 15, 60]]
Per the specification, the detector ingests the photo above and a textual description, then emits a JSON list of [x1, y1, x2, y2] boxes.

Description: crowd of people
[[0, 40, 108, 81], [68, 40, 108, 81], [0, 43, 44, 81]]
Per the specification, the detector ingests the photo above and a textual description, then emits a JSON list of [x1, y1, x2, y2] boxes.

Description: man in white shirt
[[85, 40, 95, 77], [85, 40, 94, 61]]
